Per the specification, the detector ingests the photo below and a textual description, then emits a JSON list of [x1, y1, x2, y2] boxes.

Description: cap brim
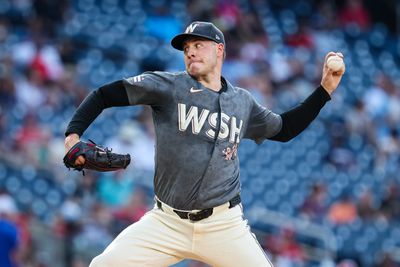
[[171, 33, 216, 51]]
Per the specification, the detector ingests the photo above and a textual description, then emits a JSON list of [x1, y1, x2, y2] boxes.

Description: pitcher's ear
[[217, 43, 226, 59]]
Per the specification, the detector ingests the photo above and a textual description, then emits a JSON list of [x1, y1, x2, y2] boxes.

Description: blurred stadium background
[[0, 0, 400, 266]]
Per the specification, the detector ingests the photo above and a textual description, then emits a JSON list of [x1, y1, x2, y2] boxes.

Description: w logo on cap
[[185, 23, 199, 33]]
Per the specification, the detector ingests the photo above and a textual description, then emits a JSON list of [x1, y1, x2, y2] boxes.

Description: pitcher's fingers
[[324, 51, 337, 63], [75, 155, 86, 166], [336, 66, 345, 75]]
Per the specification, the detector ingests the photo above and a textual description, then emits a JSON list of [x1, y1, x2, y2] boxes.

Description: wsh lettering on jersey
[[178, 103, 243, 143]]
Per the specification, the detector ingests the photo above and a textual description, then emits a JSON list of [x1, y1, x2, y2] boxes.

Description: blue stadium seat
[[5, 175, 21, 194], [33, 178, 49, 196], [0, 162, 7, 182]]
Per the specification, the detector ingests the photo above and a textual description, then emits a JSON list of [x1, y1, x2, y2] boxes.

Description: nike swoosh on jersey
[[190, 87, 203, 93]]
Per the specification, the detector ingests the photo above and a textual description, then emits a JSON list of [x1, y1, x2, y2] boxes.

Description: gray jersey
[[123, 71, 282, 210]]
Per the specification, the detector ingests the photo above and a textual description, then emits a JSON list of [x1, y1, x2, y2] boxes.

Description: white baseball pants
[[89, 199, 274, 267]]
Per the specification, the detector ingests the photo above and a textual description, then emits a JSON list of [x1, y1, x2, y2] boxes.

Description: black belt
[[156, 195, 241, 222]]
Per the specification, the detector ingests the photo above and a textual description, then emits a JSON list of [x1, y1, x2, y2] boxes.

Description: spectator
[[378, 128, 400, 165], [105, 119, 155, 172], [380, 182, 400, 220], [300, 182, 328, 222], [265, 227, 306, 267], [345, 100, 375, 144], [235, 12, 266, 43], [363, 73, 396, 122], [187, 0, 215, 22], [0, 110, 7, 149], [328, 193, 358, 224], [0, 189, 18, 217], [60, 195, 83, 267], [14, 67, 47, 110], [113, 187, 150, 233], [357, 188, 378, 220], [338, 0, 371, 30], [0, 188, 20, 267], [215, 0, 241, 30], [97, 171, 135, 207], [73, 203, 113, 263], [337, 259, 359, 267], [14, 112, 49, 165], [0, 216, 19, 267], [73, 172, 98, 213], [0, 75, 16, 109], [327, 134, 355, 170], [377, 253, 400, 267], [312, 1, 337, 30], [285, 19, 314, 49], [12, 33, 64, 81]]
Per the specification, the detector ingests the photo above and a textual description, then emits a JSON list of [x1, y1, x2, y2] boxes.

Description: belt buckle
[[187, 209, 213, 221], [188, 211, 198, 221]]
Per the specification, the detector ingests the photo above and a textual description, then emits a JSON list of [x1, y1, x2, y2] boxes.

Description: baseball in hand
[[326, 55, 344, 72]]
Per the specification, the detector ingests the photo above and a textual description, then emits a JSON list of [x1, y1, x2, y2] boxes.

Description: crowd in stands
[[1, 0, 400, 266]]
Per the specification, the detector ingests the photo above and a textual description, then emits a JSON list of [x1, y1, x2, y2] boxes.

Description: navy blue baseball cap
[[171, 21, 225, 51]]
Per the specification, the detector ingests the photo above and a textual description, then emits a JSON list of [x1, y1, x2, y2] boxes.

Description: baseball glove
[[63, 140, 131, 173]]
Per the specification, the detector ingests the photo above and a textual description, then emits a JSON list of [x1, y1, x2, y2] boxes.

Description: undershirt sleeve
[[269, 86, 331, 142], [65, 80, 129, 137]]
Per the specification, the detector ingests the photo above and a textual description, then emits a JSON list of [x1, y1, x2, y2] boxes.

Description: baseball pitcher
[[64, 21, 345, 266]]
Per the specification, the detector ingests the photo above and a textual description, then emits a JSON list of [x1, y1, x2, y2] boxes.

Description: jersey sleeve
[[244, 96, 282, 144], [123, 71, 174, 107]]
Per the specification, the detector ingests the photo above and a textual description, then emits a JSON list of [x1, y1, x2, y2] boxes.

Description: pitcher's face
[[183, 38, 218, 77]]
